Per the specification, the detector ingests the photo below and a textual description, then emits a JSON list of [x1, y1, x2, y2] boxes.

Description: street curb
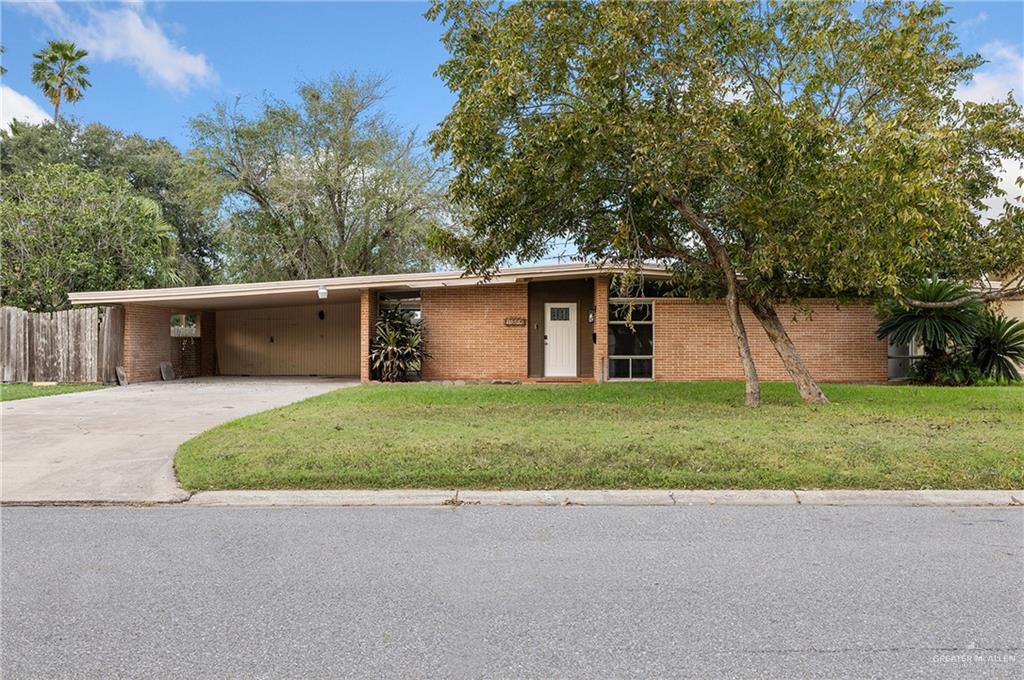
[[0, 490, 192, 507], [183, 489, 1024, 508]]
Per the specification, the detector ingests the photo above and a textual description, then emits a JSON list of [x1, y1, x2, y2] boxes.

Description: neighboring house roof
[[68, 263, 673, 309]]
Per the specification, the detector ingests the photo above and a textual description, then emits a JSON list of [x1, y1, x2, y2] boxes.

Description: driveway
[[1, 377, 354, 504]]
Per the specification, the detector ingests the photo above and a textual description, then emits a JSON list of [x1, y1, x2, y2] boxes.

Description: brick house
[[68, 263, 888, 384]]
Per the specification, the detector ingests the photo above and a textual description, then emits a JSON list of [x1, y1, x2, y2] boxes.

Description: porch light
[[317, 286, 328, 300], [588, 307, 596, 324]]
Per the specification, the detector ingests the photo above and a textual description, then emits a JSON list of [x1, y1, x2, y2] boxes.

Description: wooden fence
[[0, 306, 124, 383]]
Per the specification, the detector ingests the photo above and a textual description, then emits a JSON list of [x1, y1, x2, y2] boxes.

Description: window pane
[[631, 358, 653, 379], [550, 307, 570, 321], [610, 303, 652, 323], [609, 324, 653, 356], [609, 358, 631, 379]]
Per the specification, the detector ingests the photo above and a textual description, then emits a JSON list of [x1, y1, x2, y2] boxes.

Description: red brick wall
[[593, 276, 609, 381], [653, 299, 887, 382], [122, 304, 173, 383], [359, 289, 376, 383], [171, 338, 201, 378], [421, 283, 529, 381]]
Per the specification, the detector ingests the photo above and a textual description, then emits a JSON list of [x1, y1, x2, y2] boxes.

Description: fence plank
[[98, 306, 123, 383], [0, 306, 117, 383]]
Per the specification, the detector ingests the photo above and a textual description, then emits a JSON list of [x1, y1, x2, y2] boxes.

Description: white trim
[[68, 263, 673, 307]]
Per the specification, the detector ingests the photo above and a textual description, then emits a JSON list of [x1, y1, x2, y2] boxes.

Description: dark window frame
[[607, 299, 654, 380]]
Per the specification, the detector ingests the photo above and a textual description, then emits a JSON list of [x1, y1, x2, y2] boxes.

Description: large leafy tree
[[1, 164, 181, 311], [191, 74, 446, 281], [0, 120, 223, 284], [428, 0, 1024, 406], [31, 40, 91, 121]]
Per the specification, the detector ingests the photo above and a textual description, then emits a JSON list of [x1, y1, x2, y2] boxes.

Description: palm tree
[[31, 40, 91, 121], [973, 313, 1024, 382], [876, 280, 983, 354]]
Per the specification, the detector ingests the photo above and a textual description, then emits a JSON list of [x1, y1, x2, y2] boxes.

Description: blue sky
[[2, 1, 1021, 151]]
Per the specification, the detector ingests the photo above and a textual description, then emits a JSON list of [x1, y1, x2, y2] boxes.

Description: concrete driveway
[[1, 377, 354, 504]]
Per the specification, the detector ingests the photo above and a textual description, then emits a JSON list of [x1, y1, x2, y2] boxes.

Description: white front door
[[544, 302, 577, 377]]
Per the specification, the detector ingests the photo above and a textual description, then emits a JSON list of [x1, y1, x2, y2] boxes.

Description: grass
[[175, 382, 1024, 491], [0, 382, 109, 401]]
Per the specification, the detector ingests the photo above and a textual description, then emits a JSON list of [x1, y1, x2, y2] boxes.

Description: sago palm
[[876, 280, 983, 354], [973, 313, 1024, 382], [31, 40, 91, 120]]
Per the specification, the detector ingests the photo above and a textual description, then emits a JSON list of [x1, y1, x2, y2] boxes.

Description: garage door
[[216, 303, 360, 376]]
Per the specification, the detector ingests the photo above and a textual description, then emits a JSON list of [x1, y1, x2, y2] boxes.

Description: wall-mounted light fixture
[[317, 286, 328, 300], [588, 306, 596, 324]]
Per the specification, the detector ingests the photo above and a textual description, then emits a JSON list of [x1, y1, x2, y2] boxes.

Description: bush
[[909, 351, 981, 386], [876, 280, 982, 352], [972, 313, 1024, 382], [877, 281, 1023, 386], [370, 308, 427, 382]]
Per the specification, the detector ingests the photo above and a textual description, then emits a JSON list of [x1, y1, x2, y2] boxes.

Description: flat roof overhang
[[67, 263, 673, 310]]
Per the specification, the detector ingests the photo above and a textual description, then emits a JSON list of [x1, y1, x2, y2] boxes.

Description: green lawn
[[0, 382, 109, 401], [176, 382, 1024, 491]]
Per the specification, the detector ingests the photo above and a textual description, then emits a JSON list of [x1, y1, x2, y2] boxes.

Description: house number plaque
[[504, 317, 527, 327]]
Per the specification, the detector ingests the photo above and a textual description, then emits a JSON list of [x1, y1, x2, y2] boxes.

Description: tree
[[191, 74, 446, 282], [428, 0, 1024, 406], [0, 164, 181, 311], [0, 120, 223, 284], [31, 40, 90, 121]]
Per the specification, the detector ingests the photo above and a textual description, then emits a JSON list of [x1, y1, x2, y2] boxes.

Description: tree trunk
[[748, 301, 830, 404], [660, 190, 761, 406], [53, 98, 61, 122], [726, 279, 762, 407]]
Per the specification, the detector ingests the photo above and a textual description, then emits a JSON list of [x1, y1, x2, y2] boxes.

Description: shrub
[[909, 351, 981, 386], [370, 308, 427, 382], [876, 280, 983, 353], [972, 313, 1024, 382]]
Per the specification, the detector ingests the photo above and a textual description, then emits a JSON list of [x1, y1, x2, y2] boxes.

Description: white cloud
[[957, 42, 1024, 222], [980, 157, 1023, 221], [957, 41, 1023, 103], [1, 86, 52, 128], [958, 11, 989, 32], [16, 0, 216, 92]]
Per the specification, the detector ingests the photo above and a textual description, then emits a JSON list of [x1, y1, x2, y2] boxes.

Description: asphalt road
[[2, 506, 1021, 679]]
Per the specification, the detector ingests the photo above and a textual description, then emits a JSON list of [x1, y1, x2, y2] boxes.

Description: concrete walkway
[[1, 377, 354, 504]]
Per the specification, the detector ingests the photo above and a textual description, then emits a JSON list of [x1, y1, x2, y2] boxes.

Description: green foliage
[[428, 0, 1024, 301], [876, 280, 983, 352], [0, 120, 223, 284], [973, 313, 1024, 382], [191, 74, 445, 282], [370, 307, 427, 382], [908, 350, 981, 386], [31, 40, 90, 120], [877, 281, 1024, 385], [0, 164, 182, 311]]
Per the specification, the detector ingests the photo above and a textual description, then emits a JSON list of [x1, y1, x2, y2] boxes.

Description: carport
[[71, 278, 375, 384]]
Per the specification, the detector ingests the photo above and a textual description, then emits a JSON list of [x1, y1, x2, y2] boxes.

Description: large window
[[608, 300, 653, 380]]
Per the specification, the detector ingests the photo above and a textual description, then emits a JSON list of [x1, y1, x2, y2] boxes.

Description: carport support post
[[359, 289, 376, 383], [593, 276, 609, 382]]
